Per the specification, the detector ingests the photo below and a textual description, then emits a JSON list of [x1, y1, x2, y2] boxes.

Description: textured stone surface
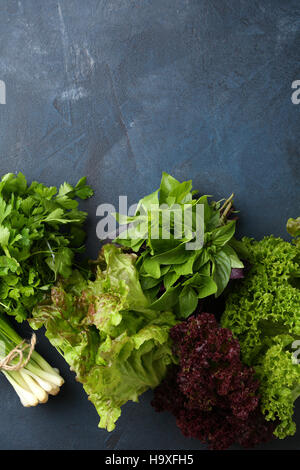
[[0, 0, 299, 449]]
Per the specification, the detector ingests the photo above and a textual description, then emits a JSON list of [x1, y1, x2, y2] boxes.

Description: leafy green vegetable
[[0, 172, 93, 322], [287, 217, 300, 250], [114, 172, 242, 318], [221, 235, 300, 438], [30, 244, 176, 431], [287, 217, 300, 238]]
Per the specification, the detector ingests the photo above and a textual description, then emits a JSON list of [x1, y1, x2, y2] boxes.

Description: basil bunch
[[114, 173, 243, 318]]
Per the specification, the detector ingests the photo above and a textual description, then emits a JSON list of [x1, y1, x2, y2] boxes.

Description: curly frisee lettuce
[[30, 244, 176, 431], [221, 235, 300, 438]]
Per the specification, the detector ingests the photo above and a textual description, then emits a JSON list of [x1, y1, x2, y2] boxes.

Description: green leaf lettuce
[[30, 244, 176, 431]]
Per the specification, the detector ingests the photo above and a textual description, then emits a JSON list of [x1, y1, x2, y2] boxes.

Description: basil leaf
[[196, 277, 218, 298], [193, 249, 210, 271], [149, 285, 181, 310], [182, 272, 217, 298], [229, 237, 250, 260], [159, 172, 192, 205], [136, 189, 159, 212], [211, 221, 235, 247], [164, 270, 180, 290], [178, 286, 198, 318], [140, 276, 161, 290], [142, 257, 161, 279], [222, 245, 244, 268], [150, 243, 190, 265], [145, 284, 161, 302], [213, 250, 231, 297], [149, 237, 182, 254]]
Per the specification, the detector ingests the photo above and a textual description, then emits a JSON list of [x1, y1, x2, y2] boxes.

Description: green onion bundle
[[0, 314, 64, 406]]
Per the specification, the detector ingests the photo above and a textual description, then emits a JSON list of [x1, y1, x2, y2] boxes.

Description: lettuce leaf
[[287, 217, 300, 238], [30, 244, 176, 431]]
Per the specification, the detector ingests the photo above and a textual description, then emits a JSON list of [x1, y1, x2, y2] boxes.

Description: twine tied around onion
[[0, 334, 36, 371]]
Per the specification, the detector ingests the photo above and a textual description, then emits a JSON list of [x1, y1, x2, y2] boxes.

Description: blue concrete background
[[0, 0, 299, 450]]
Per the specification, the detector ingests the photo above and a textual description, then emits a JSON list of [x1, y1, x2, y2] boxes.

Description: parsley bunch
[[0, 172, 93, 322]]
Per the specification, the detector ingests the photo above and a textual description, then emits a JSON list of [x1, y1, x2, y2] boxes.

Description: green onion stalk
[[0, 313, 64, 406]]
